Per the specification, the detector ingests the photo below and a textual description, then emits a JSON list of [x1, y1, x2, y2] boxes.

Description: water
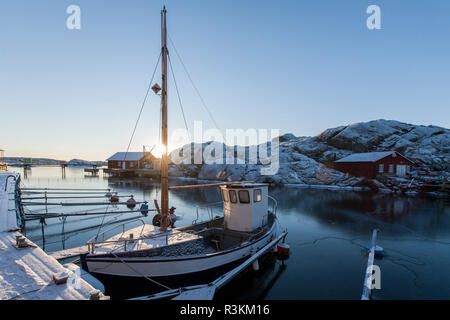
[[17, 166, 450, 299]]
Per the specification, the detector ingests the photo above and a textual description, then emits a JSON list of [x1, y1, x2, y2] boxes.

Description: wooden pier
[[103, 168, 161, 178], [84, 168, 100, 175], [0, 172, 107, 300], [49, 245, 90, 261]]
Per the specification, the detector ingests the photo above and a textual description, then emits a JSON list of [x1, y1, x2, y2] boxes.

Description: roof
[[107, 152, 147, 161], [335, 151, 396, 163], [222, 183, 269, 189]]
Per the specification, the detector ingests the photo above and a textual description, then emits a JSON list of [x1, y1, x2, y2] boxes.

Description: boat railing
[[86, 221, 206, 254], [193, 201, 223, 225], [266, 195, 278, 215], [87, 218, 147, 252]]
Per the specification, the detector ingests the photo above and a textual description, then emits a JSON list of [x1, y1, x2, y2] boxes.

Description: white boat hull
[[81, 223, 279, 297]]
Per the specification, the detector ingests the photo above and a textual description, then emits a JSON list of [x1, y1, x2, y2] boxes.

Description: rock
[[166, 119, 449, 191], [198, 164, 226, 180]]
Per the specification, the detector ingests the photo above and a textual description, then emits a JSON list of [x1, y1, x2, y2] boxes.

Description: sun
[[151, 144, 167, 158]]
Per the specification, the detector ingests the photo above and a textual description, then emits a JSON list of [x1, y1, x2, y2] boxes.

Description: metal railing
[[4, 175, 16, 191], [266, 195, 278, 216], [85, 219, 205, 254], [86, 218, 147, 253], [193, 201, 223, 225]]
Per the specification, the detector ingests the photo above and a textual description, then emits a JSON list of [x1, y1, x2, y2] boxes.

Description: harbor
[[1, 1, 449, 307], [2, 166, 449, 300]]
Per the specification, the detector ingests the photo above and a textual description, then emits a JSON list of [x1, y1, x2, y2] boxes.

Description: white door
[[396, 165, 407, 176], [122, 162, 126, 169]]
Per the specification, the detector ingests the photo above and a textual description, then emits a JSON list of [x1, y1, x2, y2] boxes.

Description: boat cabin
[[220, 183, 269, 232]]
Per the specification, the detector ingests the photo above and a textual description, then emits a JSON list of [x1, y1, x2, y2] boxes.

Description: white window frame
[[379, 164, 384, 173]]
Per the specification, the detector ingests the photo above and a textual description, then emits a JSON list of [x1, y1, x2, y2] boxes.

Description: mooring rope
[[109, 251, 172, 291]]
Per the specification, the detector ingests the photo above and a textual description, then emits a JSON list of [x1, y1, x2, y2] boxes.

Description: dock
[[131, 229, 289, 300], [0, 171, 107, 300], [84, 168, 100, 175], [103, 168, 160, 178], [49, 245, 90, 261]]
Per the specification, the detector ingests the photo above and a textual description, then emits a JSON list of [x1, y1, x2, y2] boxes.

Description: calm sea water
[[17, 166, 450, 299]]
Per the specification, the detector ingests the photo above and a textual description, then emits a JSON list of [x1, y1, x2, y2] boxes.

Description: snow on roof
[[335, 151, 395, 163], [107, 152, 146, 161]]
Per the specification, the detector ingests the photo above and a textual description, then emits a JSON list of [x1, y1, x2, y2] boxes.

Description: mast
[[160, 6, 169, 229]]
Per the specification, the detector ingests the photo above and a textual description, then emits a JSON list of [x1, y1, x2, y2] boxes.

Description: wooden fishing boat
[[80, 7, 287, 297]]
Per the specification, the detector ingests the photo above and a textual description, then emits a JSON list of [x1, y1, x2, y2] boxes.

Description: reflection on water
[[18, 167, 450, 299]]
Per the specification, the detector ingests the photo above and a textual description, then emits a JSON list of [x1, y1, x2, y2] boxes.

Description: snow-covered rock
[[168, 119, 449, 190]]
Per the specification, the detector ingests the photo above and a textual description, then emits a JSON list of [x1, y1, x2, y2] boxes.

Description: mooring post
[[361, 229, 378, 300], [44, 191, 48, 215], [40, 217, 46, 251]]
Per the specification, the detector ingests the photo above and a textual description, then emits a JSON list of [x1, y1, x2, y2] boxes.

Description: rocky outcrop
[[168, 119, 449, 191]]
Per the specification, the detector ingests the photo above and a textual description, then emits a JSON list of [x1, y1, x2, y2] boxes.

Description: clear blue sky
[[1, 0, 449, 160]]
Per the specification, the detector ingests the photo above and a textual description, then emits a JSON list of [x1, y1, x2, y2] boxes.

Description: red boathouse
[[334, 151, 414, 179], [107, 152, 159, 170]]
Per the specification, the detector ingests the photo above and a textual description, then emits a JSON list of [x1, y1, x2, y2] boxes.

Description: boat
[[79, 6, 287, 297]]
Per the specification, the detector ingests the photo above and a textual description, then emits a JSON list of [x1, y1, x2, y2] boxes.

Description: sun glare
[[151, 144, 167, 158]]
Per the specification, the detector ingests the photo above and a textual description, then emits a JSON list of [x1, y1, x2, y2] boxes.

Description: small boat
[[81, 182, 284, 295], [79, 6, 287, 297]]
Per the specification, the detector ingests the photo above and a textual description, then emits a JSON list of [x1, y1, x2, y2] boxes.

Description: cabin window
[[229, 190, 237, 203], [254, 189, 262, 202], [379, 164, 384, 173], [118, 161, 121, 167], [389, 164, 394, 173], [221, 189, 229, 202], [130, 162, 134, 168], [238, 190, 250, 203]]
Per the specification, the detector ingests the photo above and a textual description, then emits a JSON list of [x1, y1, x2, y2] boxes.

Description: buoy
[[110, 193, 119, 202], [140, 202, 149, 216], [366, 245, 384, 256], [127, 195, 137, 209], [277, 242, 290, 256]]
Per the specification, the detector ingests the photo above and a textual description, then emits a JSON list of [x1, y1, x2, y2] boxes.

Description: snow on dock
[[0, 171, 105, 300], [49, 245, 90, 261]]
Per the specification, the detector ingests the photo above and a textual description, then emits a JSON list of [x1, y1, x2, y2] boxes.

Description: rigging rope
[[167, 34, 222, 132], [168, 53, 191, 141], [109, 251, 172, 291], [123, 52, 162, 162]]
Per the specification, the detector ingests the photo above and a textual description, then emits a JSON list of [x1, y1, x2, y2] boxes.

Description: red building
[[107, 152, 159, 170], [334, 151, 414, 179]]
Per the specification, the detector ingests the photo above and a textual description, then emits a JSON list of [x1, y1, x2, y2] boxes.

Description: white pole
[[361, 229, 378, 300]]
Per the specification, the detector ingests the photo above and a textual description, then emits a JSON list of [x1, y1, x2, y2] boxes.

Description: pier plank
[[49, 245, 90, 261]]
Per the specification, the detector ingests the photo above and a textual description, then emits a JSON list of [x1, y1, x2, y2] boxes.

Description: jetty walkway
[[0, 171, 105, 300]]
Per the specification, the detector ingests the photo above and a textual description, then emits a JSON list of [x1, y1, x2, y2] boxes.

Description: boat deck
[[89, 224, 214, 255]]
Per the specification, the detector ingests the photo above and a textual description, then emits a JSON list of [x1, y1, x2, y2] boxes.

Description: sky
[[1, 0, 449, 160]]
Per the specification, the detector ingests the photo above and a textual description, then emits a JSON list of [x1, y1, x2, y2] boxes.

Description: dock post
[[361, 229, 378, 300]]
